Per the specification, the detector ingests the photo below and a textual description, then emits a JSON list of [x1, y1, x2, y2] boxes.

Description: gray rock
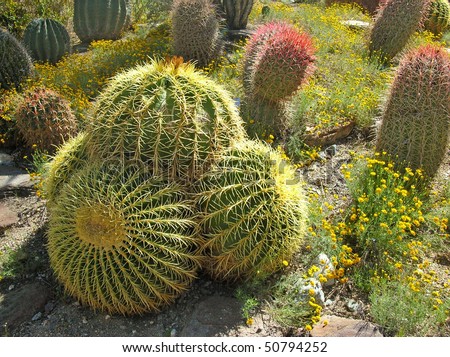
[[0, 153, 14, 166], [31, 312, 42, 321], [0, 282, 52, 331], [313, 253, 336, 287], [0, 202, 19, 231], [297, 278, 325, 307], [180, 295, 243, 337], [342, 20, 371, 31], [0, 165, 33, 192], [311, 315, 383, 337]]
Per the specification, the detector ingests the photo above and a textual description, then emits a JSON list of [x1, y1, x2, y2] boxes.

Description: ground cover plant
[[1, 0, 449, 337]]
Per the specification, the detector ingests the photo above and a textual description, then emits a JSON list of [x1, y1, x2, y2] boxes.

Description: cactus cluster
[[376, 44, 450, 178], [48, 163, 201, 315], [423, 0, 450, 35], [15, 87, 77, 152], [74, 0, 129, 43], [171, 0, 223, 67], [195, 140, 308, 281], [241, 21, 316, 140], [368, 0, 431, 63], [23, 18, 71, 64], [0, 28, 34, 90], [89, 59, 245, 183], [223, 0, 254, 30]]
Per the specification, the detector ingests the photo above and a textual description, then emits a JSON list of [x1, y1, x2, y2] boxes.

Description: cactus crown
[[48, 163, 201, 315], [424, 0, 450, 35], [89, 59, 246, 182], [0, 28, 34, 90], [196, 140, 308, 281], [376, 44, 450, 178]]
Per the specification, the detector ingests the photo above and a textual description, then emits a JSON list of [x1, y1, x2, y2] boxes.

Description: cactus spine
[[368, 0, 431, 63], [15, 87, 77, 152], [223, 0, 254, 30], [48, 163, 201, 315], [0, 28, 34, 90], [424, 0, 450, 35], [196, 140, 308, 282], [89, 59, 246, 183], [171, 0, 223, 67], [74, 0, 129, 43], [241, 21, 316, 140], [23, 18, 71, 64], [376, 44, 450, 178]]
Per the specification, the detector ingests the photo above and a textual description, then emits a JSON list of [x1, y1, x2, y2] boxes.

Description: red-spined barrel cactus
[[195, 140, 308, 282], [48, 163, 201, 315], [368, 0, 431, 63], [171, 0, 223, 67], [424, 0, 450, 35], [376, 44, 450, 178], [23, 18, 71, 64], [74, 0, 129, 43], [89, 59, 246, 183], [0, 28, 34, 90], [15, 87, 77, 152]]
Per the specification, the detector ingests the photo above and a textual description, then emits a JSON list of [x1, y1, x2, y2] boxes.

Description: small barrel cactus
[[0, 28, 34, 90], [43, 131, 91, 206], [74, 0, 129, 43], [171, 0, 223, 67], [376, 44, 450, 178], [23, 18, 71, 64], [48, 163, 201, 315], [195, 140, 308, 282], [223, 0, 254, 30], [423, 0, 450, 35], [368, 0, 431, 63], [89, 59, 246, 183], [15, 87, 78, 152]]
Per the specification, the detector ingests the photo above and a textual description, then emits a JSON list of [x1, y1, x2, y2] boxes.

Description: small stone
[[8, 285, 15, 291], [44, 302, 55, 314], [346, 299, 361, 313], [341, 20, 371, 31], [132, 330, 137, 334], [149, 320, 155, 325], [82, 317, 88, 324], [170, 328, 177, 337], [0, 203, 19, 230], [31, 312, 42, 321], [297, 278, 325, 307], [105, 315, 111, 320], [325, 299, 334, 307]]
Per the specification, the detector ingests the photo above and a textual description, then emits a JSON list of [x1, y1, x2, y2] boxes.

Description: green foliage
[[376, 44, 450, 178], [0, 28, 34, 90], [23, 18, 71, 64], [47, 163, 201, 315], [195, 140, 308, 282], [15, 87, 77, 153], [171, 0, 223, 67], [74, 0, 129, 43], [424, 0, 450, 35], [223, 0, 255, 30], [89, 59, 246, 183], [368, 0, 431, 63]]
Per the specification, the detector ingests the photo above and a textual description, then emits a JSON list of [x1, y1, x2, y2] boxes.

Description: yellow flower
[[282, 260, 289, 267], [305, 324, 313, 331]]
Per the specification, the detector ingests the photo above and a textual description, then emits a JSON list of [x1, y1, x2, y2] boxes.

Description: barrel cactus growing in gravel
[[23, 18, 71, 64], [48, 163, 201, 315], [423, 0, 450, 35], [223, 0, 254, 30], [89, 58, 246, 183], [368, 0, 431, 63], [241, 21, 316, 139], [195, 140, 308, 282], [171, 0, 223, 67], [15, 87, 77, 152], [0, 28, 34, 90], [376, 44, 450, 178], [74, 0, 129, 43]]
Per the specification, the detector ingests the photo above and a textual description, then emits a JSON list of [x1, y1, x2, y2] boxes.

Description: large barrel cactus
[[0, 28, 34, 90], [74, 0, 129, 43], [89, 59, 246, 183], [376, 44, 450, 178], [195, 140, 308, 282], [43, 131, 91, 206], [424, 0, 450, 35], [48, 163, 201, 315], [241, 21, 316, 139], [223, 0, 254, 30], [15, 87, 78, 152], [23, 18, 71, 64], [368, 0, 431, 63], [171, 0, 223, 67]]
